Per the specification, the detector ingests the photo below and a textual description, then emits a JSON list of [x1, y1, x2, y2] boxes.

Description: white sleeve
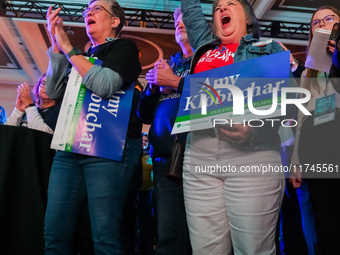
[[25, 106, 54, 134], [4, 107, 24, 126]]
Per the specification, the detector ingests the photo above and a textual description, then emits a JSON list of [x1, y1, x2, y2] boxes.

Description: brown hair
[[212, 0, 260, 39], [33, 73, 47, 107], [305, 6, 340, 92]]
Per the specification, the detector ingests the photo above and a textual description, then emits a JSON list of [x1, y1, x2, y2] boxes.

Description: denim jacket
[[181, 0, 295, 151]]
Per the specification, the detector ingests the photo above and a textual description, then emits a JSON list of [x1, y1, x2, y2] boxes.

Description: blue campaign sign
[[172, 51, 291, 133], [72, 83, 134, 161], [52, 57, 135, 161]]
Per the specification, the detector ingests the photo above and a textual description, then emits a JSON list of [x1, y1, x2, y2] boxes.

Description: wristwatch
[[290, 58, 298, 68], [25, 103, 35, 109], [67, 47, 82, 60]]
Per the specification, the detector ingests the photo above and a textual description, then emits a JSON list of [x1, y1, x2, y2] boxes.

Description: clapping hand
[[146, 58, 180, 94], [16, 83, 34, 112], [46, 6, 72, 55]]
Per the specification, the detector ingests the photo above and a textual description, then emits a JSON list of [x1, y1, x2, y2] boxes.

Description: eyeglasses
[[82, 5, 115, 18], [310, 15, 339, 28]]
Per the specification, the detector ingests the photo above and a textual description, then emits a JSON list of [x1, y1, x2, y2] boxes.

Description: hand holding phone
[[211, 119, 254, 144], [329, 23, 339, 42], [214, 125, 236, 141], [215, 122, 236, 132], [212, 119, 236, 140], [212, 118, 235, 130], [327, 23, 339, 54]]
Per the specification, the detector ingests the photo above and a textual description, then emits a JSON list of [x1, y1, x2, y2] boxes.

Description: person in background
[[290, 6, 340, 254], [135, 132, 154, 255], [330, 22, 340, 79], [5, 73, 60, 134], [180, 0, 296, 253], [278, 126, 309, 255], [44, 0, 142, 254], [0, 105, 7, 125], [276, 42, 318, 255], [138, 7, 193, 255], [122, 81, 144, 255]]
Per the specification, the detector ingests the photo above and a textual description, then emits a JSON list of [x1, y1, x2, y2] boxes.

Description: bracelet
[[25, 103, 35, 109], [290, 59, 298, 68]]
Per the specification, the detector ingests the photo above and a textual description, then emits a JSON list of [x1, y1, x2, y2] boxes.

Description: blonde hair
[[174, 7, 181, 24]]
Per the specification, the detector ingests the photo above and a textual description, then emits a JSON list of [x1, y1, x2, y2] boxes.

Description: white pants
[[183, 133, 285, 255], [183, 167, 284, 255], [183, 130, 285, 255]]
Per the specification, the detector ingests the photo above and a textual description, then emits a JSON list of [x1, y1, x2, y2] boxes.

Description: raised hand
[[46, 6, 63, 53], [46, 6, 73, 56], [15, 91, 25, 112], [18, 83, 34, 106], [55, 21, 73, 56], [16, 83, 34, 111], [327, 39, 336, 54]]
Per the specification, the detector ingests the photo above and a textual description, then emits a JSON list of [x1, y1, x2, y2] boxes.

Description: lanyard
[[324, 72, 329, 96]]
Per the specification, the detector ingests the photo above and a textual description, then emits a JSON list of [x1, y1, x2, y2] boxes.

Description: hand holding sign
[[216, 122, 253, 144]]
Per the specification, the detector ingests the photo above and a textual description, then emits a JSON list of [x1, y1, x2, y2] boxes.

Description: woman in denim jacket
[[180, 0, 292, 254]]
